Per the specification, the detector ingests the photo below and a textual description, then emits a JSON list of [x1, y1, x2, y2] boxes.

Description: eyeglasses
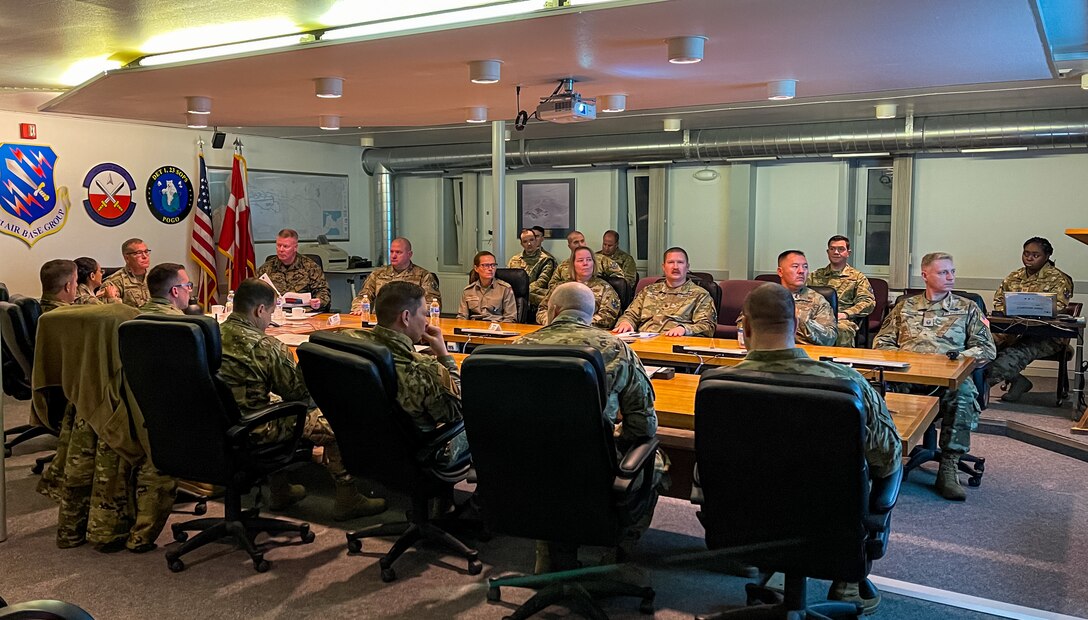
[[174, 282, 194, 290], [478, 263, 498, 269], [827, 247, 849, 254], [125, 250, 151, 256]]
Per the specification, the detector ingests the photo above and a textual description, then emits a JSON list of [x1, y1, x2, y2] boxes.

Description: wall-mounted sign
[[82, 162, 137, 226], [0, 143, 66, 247], [145, 165, 193, 225]]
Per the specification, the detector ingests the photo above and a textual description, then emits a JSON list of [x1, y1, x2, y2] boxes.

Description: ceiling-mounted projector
[[537, 79, 596, 123]]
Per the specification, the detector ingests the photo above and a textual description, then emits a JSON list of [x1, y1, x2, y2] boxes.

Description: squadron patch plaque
[[0, 143, 66, 247], [145, 165, 193, 225], [83, 162, 137, 226]]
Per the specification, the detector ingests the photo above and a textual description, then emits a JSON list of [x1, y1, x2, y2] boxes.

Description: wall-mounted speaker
[[212, 131, 226, 149]]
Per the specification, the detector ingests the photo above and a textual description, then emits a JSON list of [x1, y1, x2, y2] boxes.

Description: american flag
[[189, 149, 217, 309]]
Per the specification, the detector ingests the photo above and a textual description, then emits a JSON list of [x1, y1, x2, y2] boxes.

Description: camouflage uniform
[[345, 325, 468, 465], [792, 286, 838, 346], [604, 247, 638, 287], [536, 276, 621, 329], [217, 314, 351, 482], [138, 297, 184, 315], [987, 264, 1074, 385], [39, 295, 71, 314], [735, 348, 902, 478], [620, 280, 717, 336], [102, 267, 150, 308], [352, 263, 441, 313], [808, 264, 876, 347], [548, 254, 624, 291], [258, 255, 331, 310], [507, 249, 557, 306], [76, 283, 111, 305], [874, 293, 997, 455], [457, 279, 517, 322]]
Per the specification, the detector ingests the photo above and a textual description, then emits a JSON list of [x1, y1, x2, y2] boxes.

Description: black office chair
[[810, 285, 838, 318], [101, 267, 121, 279], [0, 596, 95, 619], [495, 267, 531, 323], [119, 315, 314, 573], [461, 345, 658, 619], [859, 277, 890, 348], [296, 331, 481, 582], [1044, 301, 1082, 406], [603, 274, 635, 314], [302, 253, 324, 271], [2, 296, 63, 474], [0, 282, 7, 302], [753, 273, 779, 284], [692, 369, 901, 619]]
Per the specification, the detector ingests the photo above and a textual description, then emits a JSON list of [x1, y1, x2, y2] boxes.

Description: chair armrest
[[690, 464, 704, 505], [419, 419, 466, 449], [226, 401, 309, 443], [617, 436, 659, 478], [870, 468, 902, 514]]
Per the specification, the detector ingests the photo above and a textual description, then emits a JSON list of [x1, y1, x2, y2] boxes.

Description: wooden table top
[[1066, 228, 1088, 246]]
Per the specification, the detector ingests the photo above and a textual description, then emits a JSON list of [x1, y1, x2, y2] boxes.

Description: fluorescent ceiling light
[[141, 18, 299, 54], [628, 160, 673, 165], [59, 56, 122, 86], [138, 34, 311, 67], [726, 156, 778, 162], [319, 0, 496, 26], [960, 146, 1029, 153], [322, 1, 540, 40], [552, 164, 594, 169], [832, 152, 891, 158]]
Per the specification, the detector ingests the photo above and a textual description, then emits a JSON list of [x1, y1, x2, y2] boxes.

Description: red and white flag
[[216, 153, 256, 291]]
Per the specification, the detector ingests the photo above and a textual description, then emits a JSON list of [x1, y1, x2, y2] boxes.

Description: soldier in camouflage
[[137, 263, 190, 315], [345, 281, 469, 467], [74, 257, 120, 305], [614, 247, 717, 337], [600, 229, 638, 287], [516, 282, 664, 572], [257, 228, 330, 310], [38, 259, 79, 313], [103, 238, 151, 308], [735, 282, 900, 613], [218, 278, 386, 520], [458, 250, 517, 322], [875, 252, 996, 501], [808, 236, 876, 347], [351, 237, 442, 313], [536, 246, 621, 328], [508, 228, 558, 306], [986, 237, 1076, 401], [775, 250, 837, 346], [547, 230, 624, 290]]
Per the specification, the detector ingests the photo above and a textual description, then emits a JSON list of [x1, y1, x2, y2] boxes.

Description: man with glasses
[[257, 228, 329, 311], [103, 237, 152, 308], [507, 228, 557, 306], [139, 263, 191, 315], [808, 235, 876, 347]]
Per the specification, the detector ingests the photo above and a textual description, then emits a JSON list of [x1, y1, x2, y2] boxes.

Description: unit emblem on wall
[[0, 143, 66, 247], [145, 165, 193, 225], [83, 162, 137, 226]]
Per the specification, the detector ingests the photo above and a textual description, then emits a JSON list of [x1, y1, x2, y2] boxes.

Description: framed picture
[[516, 179, 575, 238]]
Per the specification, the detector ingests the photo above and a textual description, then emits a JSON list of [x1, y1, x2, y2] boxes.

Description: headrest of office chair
[[10, 294, 42, 329], [494, 268, 529, 296], [308, 331, 398, 398], [700, 367, 864, 402], [470, 344, 607, 408], [122, 314, 222, 371], [0, 281, 8, 302]]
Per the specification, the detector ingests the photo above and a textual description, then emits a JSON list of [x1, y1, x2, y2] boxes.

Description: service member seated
[[257, 228, 329, 311], [218, 278, 387, 520], [734, 282, 901, 614], [874, 252, 996, 501], [139, 263, 191, 315], [985, 236, 1075, 401], [547, 230, 625, 290], [38, 259, 79, 313], [776, 249, 837, 346], [457, 251, 516, 322], [600, 229, 638, 287], [613, 247, 717, 337], [103, 237, 151, 308], [536, 246, 621, 329], [807, 235, 876, 347], [74, 256, 120, 305], [351, 237, 442, 314], [507, 227, 557, 306]]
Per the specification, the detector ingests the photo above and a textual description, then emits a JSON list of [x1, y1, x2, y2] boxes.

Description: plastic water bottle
[[737, 324, 746, 349], [360, 294, 371, 322], [429, 298, 441, 325], [225, 290, 235, 314]]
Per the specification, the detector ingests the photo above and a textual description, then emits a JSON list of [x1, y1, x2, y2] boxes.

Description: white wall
[[752, 161, 848, 274], [668, 165, 730, 275], [0, 109, 368, 296]]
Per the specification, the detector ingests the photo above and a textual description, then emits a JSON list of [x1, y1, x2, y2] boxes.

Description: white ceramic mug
[[211, 304, 225, 318], [291, 306, 306, 318]]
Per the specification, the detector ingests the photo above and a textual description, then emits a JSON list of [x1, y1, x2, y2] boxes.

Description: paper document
[[617, 332, 659, 340], [259, 273, 282, 298], [282, 292, 312, 305], [275, 334, 310, 347]]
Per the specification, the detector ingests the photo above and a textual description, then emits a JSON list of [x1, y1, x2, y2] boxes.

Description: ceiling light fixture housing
[[315, 77, 343, 98], [663, 118, 682, 132], [186, 113, 208, 128], [186, 96, 211, 114], [469, 60, 502, 84], [466, 106, 488, 123], [319, 114, 341, 130], [875, 103, 897, 119], [693, 167, 720, 181], [667, 36, 706, 64], [767, 79, 797, 100], [598, 94, 626, 113]]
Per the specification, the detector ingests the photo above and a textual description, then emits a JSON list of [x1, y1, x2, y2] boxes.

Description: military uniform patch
[[145, 166, 193, 224], [83, 162, 136, 226], [0, 143, 66, 247]]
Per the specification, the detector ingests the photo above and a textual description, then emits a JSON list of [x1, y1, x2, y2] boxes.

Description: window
[[440, 177, 464, 269], [853, 165, 893, 275]]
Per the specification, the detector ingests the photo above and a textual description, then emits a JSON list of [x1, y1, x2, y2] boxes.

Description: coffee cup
[[291, 306, 306, 318], [211, 304, 225, 317]]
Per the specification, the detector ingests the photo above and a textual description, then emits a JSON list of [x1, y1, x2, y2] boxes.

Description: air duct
[[372, 162, 394, 267], [362, 109, 1088, 174]]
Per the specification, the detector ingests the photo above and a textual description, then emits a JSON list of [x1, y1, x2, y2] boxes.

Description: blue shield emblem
[[0, 143, 66, 247]]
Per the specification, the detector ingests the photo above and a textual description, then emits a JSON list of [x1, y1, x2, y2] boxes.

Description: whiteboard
[[208, 167, 349, 242]]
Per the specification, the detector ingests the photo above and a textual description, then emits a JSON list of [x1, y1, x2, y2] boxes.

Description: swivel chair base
[[903, 423, 985, 487], [346, 494, 482, 582], [3, 423, 51, 457], [697, 574, 861, 620], [487, 564, 655, 620]]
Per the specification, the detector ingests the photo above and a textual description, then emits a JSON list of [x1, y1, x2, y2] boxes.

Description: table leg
[[1072, 331, 1088, 433]]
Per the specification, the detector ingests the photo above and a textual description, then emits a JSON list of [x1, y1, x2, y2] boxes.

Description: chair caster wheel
[[380, 567, 397, 582], [167, 557, 185, 573], [346, 537, 362, 553], [253, 557, 271, 573], [31, 462, 45, 475], [299, 524, 315, 544], [193, 502, 207, 516], [467, 559, 483, 575], [968, 476, 982, 487], [974, 459, 985, 473], [3, 448, 11, 458], [486, 587, 501, 602], [172, 526, 189, 542]]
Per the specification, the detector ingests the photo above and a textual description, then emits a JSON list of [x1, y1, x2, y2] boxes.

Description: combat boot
[[268, 471, 307, 511], [1001, 374, 1033, 402], [332, 481, 387, 521], [935, 454, 967, 501]]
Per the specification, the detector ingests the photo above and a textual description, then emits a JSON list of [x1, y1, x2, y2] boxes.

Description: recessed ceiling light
[[667, 36, 706, 64], [767, 80, 796, 100], [315, 77, 343, 98], [599, 94, 626, 113], [466, 106, 488, 123], [319, 114, 341, 130], [186, 96, 211, 114], [469, 60, 501, 84]]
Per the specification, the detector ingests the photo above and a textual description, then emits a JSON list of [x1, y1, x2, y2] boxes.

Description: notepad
[[275, 334, 310, 347], [825, 357, 910, 370], [454, 328, 520, 337], [672, 344, 747, 357], [1005, 292, 1057, 318], [616, 331, 660, 340]]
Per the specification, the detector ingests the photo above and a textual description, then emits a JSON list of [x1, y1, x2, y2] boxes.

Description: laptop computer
[[1004, 292, 1057, 318]]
